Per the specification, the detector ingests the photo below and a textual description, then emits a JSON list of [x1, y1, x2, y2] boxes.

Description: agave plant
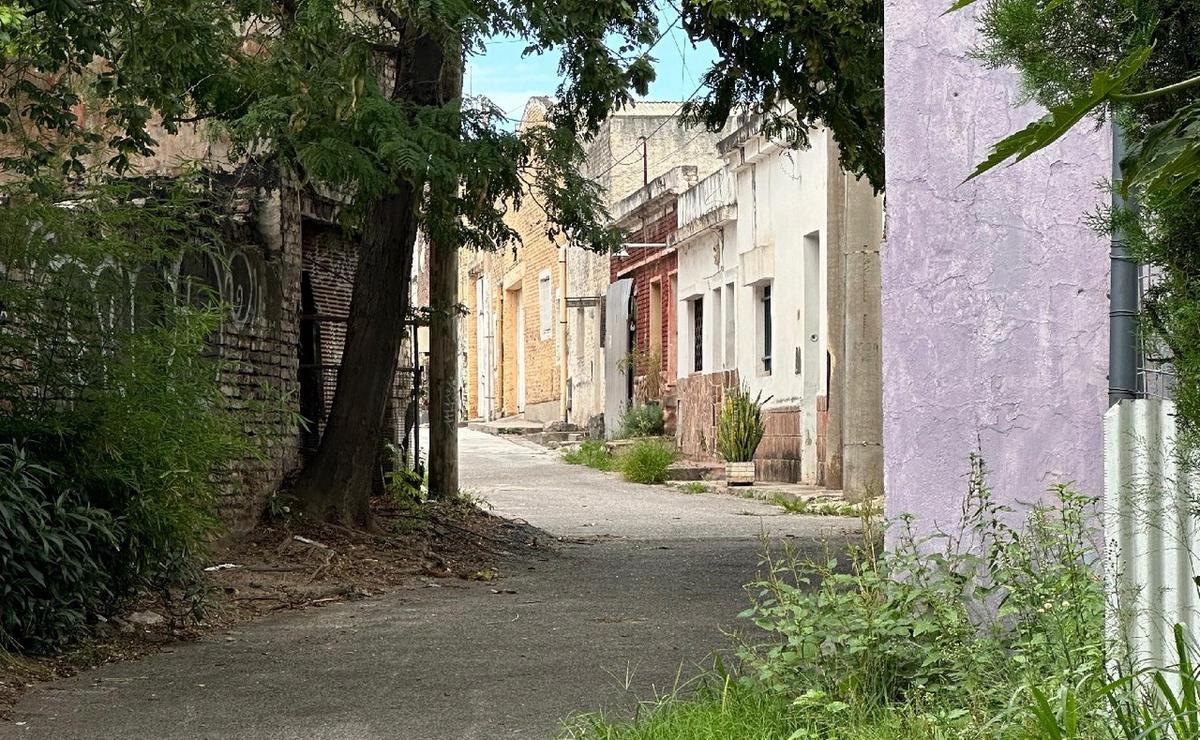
[[716, 386, 767, 463]]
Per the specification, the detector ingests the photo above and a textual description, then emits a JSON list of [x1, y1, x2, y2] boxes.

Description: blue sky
[[466, 13, 717, 121]]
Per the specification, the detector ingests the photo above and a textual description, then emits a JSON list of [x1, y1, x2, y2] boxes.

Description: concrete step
[[665, 460, 725, 481], [467, 417, 545, 436]]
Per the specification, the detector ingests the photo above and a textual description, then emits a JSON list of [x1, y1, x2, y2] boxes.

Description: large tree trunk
[[293, 27, 452, 525], [295, 191, 419, 526]]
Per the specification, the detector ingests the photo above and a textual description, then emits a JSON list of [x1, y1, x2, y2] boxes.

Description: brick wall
[[757, 406, 803, 483], [188, 185, 304, 529], [457, 99, 564, 422], [675, 369, 738, 459], [613, 204, 678, 387], [674, 370, 805, 483]]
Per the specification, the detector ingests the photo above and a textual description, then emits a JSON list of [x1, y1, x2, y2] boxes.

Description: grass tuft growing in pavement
[[562, 674, 804, 740], [562, 441, 615, 471], [618, 440, 677, 484]]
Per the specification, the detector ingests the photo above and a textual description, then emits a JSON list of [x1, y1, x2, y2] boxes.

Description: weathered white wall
[[675, 130, 832, 480]]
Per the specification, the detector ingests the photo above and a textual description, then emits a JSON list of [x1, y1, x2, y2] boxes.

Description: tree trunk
[[293, 27, 453, 525], [427, 232, 459, 499], [295, 190, 419, 526], [426, 45, 464, 501]]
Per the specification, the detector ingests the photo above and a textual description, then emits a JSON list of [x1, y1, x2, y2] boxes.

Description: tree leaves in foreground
[[681, 0, 885, 191], [963, 0, 1200, 457]]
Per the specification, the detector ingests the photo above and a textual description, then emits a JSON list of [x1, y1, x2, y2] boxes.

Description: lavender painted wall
[[883, 0, 1111, 531]]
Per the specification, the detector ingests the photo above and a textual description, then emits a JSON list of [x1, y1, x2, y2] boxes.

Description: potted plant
[[716, 385, 766, 486]]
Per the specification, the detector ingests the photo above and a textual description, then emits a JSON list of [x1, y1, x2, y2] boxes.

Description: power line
[[590, 79, 706, 181]]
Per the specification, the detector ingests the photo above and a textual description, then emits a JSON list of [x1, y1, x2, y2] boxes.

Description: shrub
[[619, 439, 677, 484], [741, 457, 1104, 716], [716, 386, 766, 462], [617, 404, 665, 439], [570, 458, 1117, 739], [0, 444, 118, 653], [0, 178, 259, 648], [563, 441, 615, 471]]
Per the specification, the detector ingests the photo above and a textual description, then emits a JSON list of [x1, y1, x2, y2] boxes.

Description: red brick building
[[607, 167, 700, 425]]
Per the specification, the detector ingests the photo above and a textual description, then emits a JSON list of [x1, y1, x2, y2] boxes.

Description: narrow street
[[5, 431, 858, 740]]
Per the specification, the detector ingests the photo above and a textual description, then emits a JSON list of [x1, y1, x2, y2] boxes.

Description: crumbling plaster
[[882, 0, 1111, 530]]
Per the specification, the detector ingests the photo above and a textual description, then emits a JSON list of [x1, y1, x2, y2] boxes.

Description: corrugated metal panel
[[1105, 399, 1200, 669]]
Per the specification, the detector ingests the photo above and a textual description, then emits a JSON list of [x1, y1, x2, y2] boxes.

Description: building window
[[759, 283, 773, 375], [692, 297, 704, 373], [538, 271, 552, 340]]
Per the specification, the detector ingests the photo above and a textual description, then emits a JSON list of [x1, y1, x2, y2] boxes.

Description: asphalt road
[[4, 430, 857, 740]]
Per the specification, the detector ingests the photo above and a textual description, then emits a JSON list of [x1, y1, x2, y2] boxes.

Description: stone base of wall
[[523, 398, 561, 424], [756, 406, 803, 483], [675, 370, 739, 460]]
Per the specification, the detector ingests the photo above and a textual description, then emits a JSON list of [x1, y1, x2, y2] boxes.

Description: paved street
[[4, 430, 857, 740]]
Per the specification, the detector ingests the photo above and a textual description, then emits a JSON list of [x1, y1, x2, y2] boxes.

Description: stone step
[[665, 461, 725, 481]]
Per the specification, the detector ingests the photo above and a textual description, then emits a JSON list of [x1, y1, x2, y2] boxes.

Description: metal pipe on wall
[[1109, 123, 1141, 406]]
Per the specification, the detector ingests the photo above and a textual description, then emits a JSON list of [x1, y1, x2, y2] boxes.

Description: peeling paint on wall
[[882, 0, 1111, 532]]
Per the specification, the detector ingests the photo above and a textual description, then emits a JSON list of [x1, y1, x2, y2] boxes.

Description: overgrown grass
[[676, 481, 710, 494], [617, 404, 665, 439], [619, 439, 677, 484], [563, 441, 616, 471], [564, 675, 802, 739], [568, 456, 1190, 739], [768, 493, 872, 517]]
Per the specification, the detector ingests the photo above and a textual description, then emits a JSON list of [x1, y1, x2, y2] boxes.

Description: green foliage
[[0, 444, 118, 653], [563, 441, 615, 471], [742, 462, 1104, 717], [681, 0, 885, 191], [967, 0, 1200, 460], [0, 0, 243, 178], [676, 481, 710, 494], [563, 671, 803, 739], [571, 458, 1124, 740], [715, 386, 765, 463], [0, 177, 258, 649], [619, 439, 677, 484], [617, 404, 665, 439], [768, 494, 867, 517]]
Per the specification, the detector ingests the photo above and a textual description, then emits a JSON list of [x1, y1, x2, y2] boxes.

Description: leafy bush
[[0, 444, 118, 652], [619, 439, 677, 484], [570, 457, 1127, 739], [617, 404, 665, 439], [563, 441, 615, 471], [0, 179, 258, 648], [716, 386, 766, 462], [742, 459, 1103, 717]]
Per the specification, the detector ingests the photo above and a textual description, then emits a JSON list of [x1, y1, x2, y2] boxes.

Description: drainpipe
[[559, 245, 569, 423], [1109, 123, 1140, 407]]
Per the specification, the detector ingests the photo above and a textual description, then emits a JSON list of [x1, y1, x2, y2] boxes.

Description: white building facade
[[673, 117, 883, 494]]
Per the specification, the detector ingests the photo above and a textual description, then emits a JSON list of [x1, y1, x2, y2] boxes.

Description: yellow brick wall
[[458, 97, 563, 420]]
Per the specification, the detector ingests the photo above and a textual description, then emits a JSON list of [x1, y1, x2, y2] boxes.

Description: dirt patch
[[0, 498, 549, 719]]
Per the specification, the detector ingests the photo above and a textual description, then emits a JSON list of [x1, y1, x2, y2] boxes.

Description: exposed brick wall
[[198, 185, 304, 530], [613, 204, 678, 388], [457, 99, 564, 422], [757, 406, 803, 483], [675, 369, 738, 459], [674, 370, 805, 483]]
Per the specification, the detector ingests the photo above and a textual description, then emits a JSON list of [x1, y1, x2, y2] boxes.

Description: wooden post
[[428, 237, 459, 499]]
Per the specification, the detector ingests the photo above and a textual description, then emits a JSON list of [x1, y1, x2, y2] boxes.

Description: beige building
[[460, 97, 566, 423], [459, 98, 728, 428], [565, 103, 727, 432]]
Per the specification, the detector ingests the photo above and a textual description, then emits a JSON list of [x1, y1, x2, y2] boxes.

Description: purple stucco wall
[[882, 0, 1111, 532]]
